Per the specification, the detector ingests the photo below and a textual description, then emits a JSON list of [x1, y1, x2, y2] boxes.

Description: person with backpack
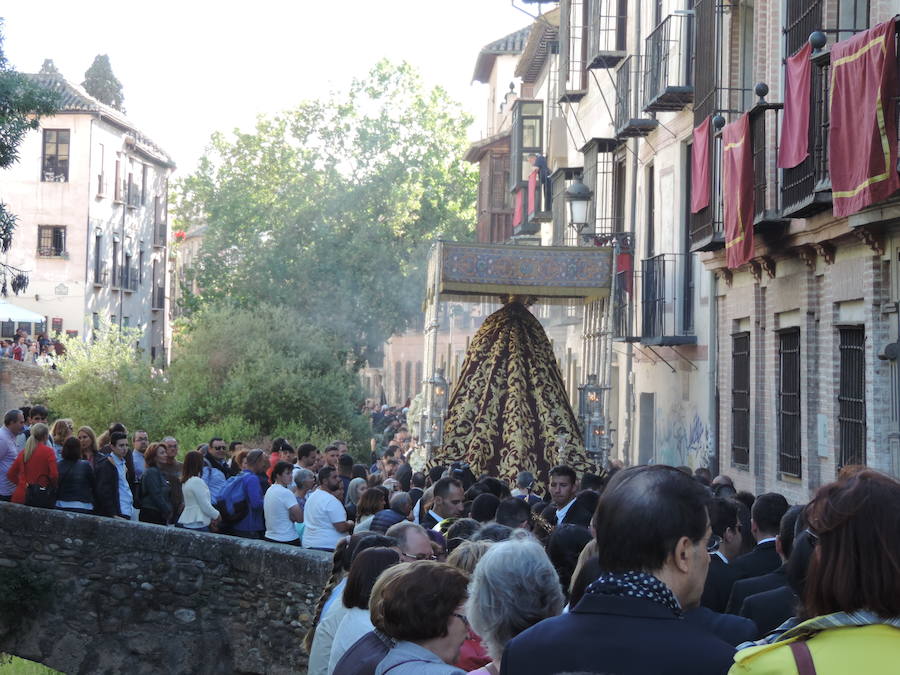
[[230, 449, 268, 539], [202, 437, 230, 503]]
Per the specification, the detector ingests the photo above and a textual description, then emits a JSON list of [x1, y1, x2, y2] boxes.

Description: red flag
[[527, 169, 537, 217], [616, 251, 633, 294], [829, 19, 900, 218], [778, 42, 812, 169], [691, 116, 711, 213], [722, 114, 755, 269], [513, 188, 523, 228]]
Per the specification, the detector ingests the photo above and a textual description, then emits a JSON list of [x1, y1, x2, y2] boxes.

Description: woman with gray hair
[[466, 533, 565, 674], [344, 476, 368, 520]]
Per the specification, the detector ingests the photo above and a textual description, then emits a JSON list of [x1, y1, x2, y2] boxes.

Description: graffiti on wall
[[654, 401, 711, 469]]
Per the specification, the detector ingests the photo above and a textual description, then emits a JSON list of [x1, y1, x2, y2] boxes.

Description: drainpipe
[[708, 271, 719, 475], [622, 0, 642, 465]]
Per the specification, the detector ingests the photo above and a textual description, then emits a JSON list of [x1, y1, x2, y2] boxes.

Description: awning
[[0, 301, 46, 323]]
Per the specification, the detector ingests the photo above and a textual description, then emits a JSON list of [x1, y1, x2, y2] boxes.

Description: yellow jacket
[[730, 614, 900, 674]]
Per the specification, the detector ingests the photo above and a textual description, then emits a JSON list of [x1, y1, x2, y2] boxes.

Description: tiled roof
[[472, 25, 532, 83], [516, 8, 560, 83], [463, 130, 511, 163], [27, 74, 175, 168]]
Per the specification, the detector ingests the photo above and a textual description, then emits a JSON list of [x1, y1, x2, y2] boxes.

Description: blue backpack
[[215, 474, 249, 524]]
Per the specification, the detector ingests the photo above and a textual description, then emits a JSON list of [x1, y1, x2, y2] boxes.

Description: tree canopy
[[42, 304, 369, 454], [0, 20, 59, 295], [82, 54, 124, 111], [174, 60, 477, 365]]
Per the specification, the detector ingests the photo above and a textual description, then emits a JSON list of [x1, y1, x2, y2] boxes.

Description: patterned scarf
[[585, 570, 683, 616]]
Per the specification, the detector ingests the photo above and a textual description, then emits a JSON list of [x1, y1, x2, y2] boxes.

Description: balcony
[[615, 56, 658, 139], [643, 13, 694, 113], [36, 246, 67, 258], [639, 254, 696, 346], [512, 170, 551, 236], [127, 182, 141, 209], [153, 223, 167, 248], [749, 91, 788, 230], [612, 268, 637, 342], [781, 49, 832, 218], [587, 0, 627, 69], [93, 261, 107, 287], [152, 285, 165, 310], [119, 267, 139, 292]]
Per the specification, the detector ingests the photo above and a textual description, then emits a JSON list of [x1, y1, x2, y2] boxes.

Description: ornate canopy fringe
[[431, 301, 593, 492]]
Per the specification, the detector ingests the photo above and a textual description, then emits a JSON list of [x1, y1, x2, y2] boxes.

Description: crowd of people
[[0, 329, 62, 367], [1, 403, 899, 674]]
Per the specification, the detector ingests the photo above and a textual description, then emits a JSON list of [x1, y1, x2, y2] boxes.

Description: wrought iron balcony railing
[[614, 55, 658, 139], [639, 253, 696, 346], [781, 49, 833, 218], [748, 87, 787, 229], [643, 13, 694, 113]]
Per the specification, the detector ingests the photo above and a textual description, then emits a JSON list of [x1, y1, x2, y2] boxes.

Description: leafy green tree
[[162, 302, 368, 443], [0, 20, 59, 295], [41, 321, 162, 433], [174, 60, 477, 365], [38, 58, 59, 75], [40, 304, 369, 451], [82, 54, 124, 111]]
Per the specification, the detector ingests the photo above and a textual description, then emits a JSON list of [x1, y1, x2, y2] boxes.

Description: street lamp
[[565, 175, 593, 234], [577, 374, 602, 424], [425, 367, 450, 456], [578, 374, 605, 460], [431, 367, 449, 417]]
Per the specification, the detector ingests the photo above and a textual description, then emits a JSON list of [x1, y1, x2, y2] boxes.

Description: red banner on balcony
[[616, 251, 633, 294], [527, 169, 538, 217], [690, 115, 711, 213], [829, 19, 900, 218], [513, 188, 523, 228], [778, 43, 812, 169], [722, 114, 755, 269]]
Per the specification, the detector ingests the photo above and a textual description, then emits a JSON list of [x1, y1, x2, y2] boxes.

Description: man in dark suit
[[419, 476, 463, 530], [729, 492, 789, 580], [701, 497, 744, 612], [726, 505, 803, 614], [94, 432, 135, 518], [500, 465, 734, 675], [740, 584, 799, 638], [684, 606, 758, 646]]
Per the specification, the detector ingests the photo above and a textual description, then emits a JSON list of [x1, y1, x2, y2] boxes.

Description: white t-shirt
[[302, 488, 347, 550], [264, 483, 299, 542], [329, 607, 375, 673]]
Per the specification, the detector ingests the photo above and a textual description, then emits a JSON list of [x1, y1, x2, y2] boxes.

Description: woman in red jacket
[[6, 422, 58, 504]]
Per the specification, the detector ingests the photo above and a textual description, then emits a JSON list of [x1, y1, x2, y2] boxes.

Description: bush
[[163, 415, 261, 457], [41, 322, 162, 434], [39, 303, 370, 451]]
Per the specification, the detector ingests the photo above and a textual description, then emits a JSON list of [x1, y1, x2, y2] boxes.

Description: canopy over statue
[[431, 300, 594, 490], [422, 241, 614, 490]]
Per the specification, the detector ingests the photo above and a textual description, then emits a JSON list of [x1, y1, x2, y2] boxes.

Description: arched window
[[404, 361, 413, 404], [394, 361, 402, 404], [415, 361, 423, 395]]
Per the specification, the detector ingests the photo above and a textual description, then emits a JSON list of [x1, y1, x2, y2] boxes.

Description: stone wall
[[0, 502, 331, 674], [0, 358, 62, 411]]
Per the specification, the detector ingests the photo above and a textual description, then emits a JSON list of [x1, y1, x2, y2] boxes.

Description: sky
[[2, 1, 536, 176]]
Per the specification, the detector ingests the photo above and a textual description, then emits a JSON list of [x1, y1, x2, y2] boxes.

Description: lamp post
[[578, 374, 607, 468], [565, 175, 593, 239], [425, 367, 449, 459]]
